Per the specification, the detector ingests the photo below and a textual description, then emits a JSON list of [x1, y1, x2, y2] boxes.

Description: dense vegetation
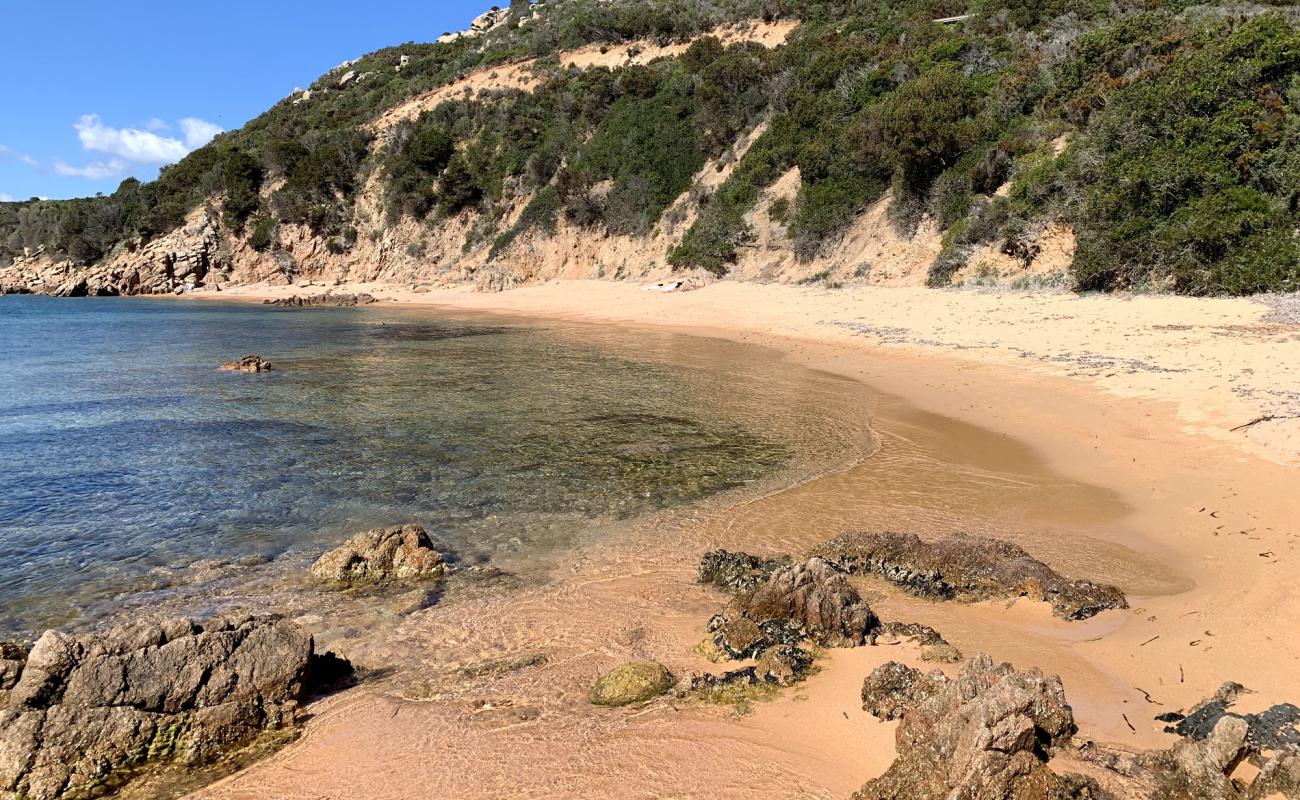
[[3, 0, 1298, 294]]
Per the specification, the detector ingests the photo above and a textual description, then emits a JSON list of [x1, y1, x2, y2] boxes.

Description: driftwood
[[1229, 414, 1298, 432]]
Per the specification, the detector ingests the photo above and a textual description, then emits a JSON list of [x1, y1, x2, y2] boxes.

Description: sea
[[0, 296, 870, 637]]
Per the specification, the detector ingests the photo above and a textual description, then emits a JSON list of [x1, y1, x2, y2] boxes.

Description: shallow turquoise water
[[0, 296, 867, 637]]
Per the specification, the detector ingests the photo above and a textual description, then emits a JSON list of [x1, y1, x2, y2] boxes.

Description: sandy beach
[[180, 280, 1300, 799]]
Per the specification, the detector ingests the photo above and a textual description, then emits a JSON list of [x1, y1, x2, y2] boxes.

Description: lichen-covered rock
[[589, 661, 675, 707], [860, 662, 947, 721], [854, 654, 1092, 800], [311, 524, 446, 584], [219, 354, 272, 373], [708, 558, 879, 658], [698, 550, 791, 594], [814, 531, 1128, 620], [0, 616, 346, 800]]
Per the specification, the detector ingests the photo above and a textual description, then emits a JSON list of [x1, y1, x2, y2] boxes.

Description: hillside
[[2, 0, 1299, 297]]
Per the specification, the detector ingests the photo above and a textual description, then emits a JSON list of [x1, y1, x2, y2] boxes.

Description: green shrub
[[248, 216, 276, 252]]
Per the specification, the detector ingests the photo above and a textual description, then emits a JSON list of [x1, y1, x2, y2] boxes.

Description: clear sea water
[[0, 296, 868, 638]]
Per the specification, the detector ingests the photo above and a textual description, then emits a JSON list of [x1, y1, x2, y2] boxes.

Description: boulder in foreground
[[0, 615, 347, 800], [862, 657, 1300, 800], [814, 531, 1127, 620], [590, 661, 675, 707], [855, 654, 1094, 800], [311, 524, 447, 584]]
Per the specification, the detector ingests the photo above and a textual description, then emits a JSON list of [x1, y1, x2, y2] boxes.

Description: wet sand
[[186, 281, 1300, 799]]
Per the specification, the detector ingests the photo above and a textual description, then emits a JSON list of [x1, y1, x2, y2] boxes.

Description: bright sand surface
[[184, 280, 1300, 799]]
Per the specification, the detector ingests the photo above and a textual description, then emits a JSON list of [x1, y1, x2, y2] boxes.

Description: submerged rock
[[698, 549, 791, 594], [0, 616, 348, 800], [855, 654, 1092, 800], [707, 557, 879, 658], [219, 354, 272, 373], [263, 292, 377, 308], [814, 530, 1128, 620], [589, 661, 675, 707], [311, 524, 447, 585]]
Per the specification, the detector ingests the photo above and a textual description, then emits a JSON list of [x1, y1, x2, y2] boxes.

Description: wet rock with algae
[[589, 661, 676, 707]]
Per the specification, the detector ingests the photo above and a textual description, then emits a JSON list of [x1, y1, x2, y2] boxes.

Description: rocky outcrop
[[589, 661, 675, 707], [311, 524, 447, 584], [0, 209, 229, 298], [813, 531, 1128, 620], [263, 292, 378, 308], [698, 549, 792, 594], [863, 660, 1300, 800], [220, 354, 272, 373], [707, 557, 879, 659], [0, 616, 347, 800], [855, 654, 1095, 800]]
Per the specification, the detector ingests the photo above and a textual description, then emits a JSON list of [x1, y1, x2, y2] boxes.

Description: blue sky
[[0, 0, 489, 202]]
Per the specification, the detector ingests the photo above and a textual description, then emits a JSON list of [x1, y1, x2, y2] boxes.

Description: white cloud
[[75, 114, 188, 163], [179, 117, 223, 149], [0, 144, 39, 169], [0, 193, 14, 202], [54, 114, 224, 183], [54, 158, 129, 180]]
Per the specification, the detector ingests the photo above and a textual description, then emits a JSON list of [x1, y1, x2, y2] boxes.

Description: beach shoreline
[[172, 279, 1300, 799]]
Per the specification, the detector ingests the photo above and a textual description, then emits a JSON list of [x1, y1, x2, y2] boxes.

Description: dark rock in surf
[[0, 615, 348, 800], [263, 292, 377, 308], [219, 354, 272, 373], [813, 531, 1127, 620], [311, 524, 447, 585], [698, 549, 792, 594]]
